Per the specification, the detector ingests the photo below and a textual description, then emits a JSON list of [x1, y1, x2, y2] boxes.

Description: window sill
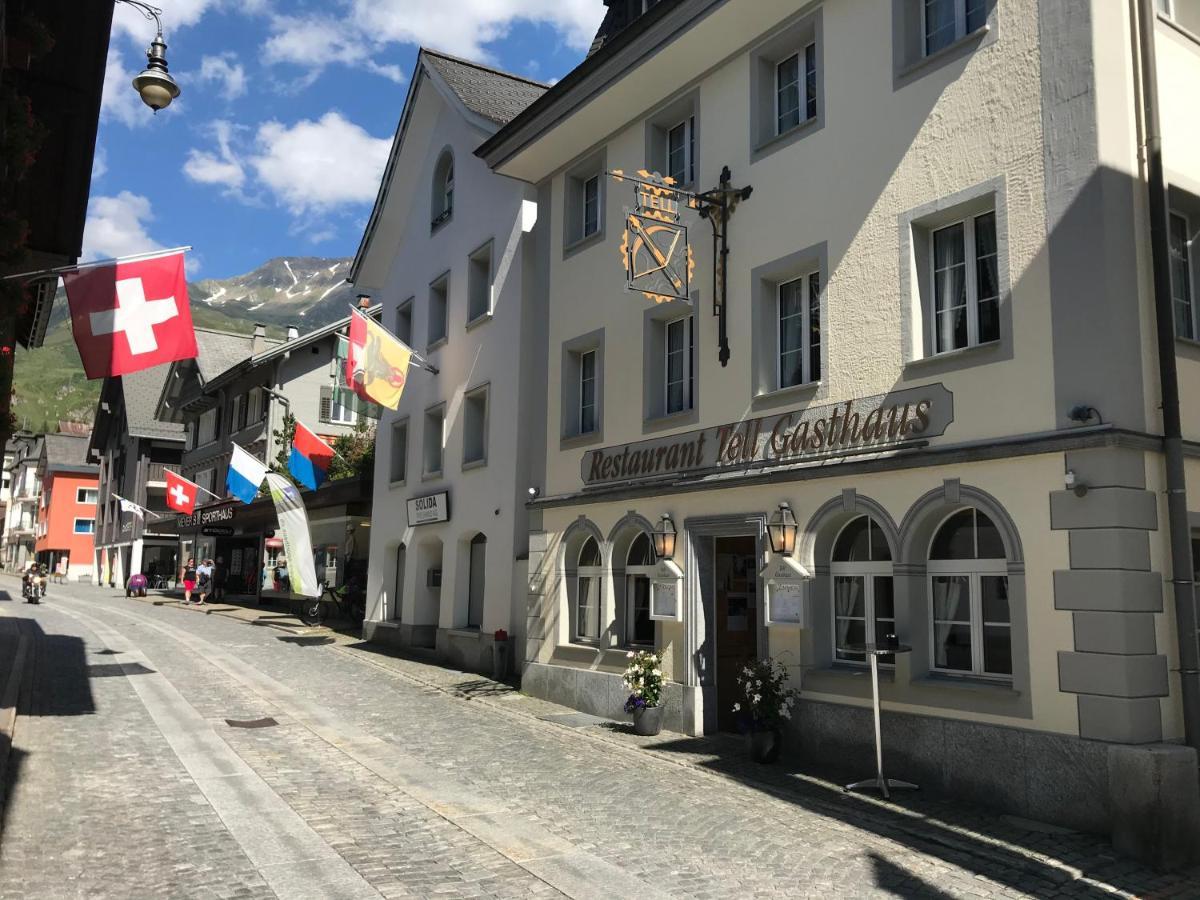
[[903, 339, 1001, 375], [751, 380, 820, 410], [751, 114, 821, 164], [447, 627, 482, 640], [912, 673, 1019, 697], [642, 407, 698, 435], [1159, 12, 1200, 48], [1175, 335, 1200, 362], [560, 429, 604, 451], [388, 479, 407, 491], [426, 337, 448, 354], [430, 213, 452, 235], [895, 24, 991, 86], [563, 228, 605, 260], [465, 312, 494, 333], [421, 470, 443, 483], [461, 458, 487, 472]]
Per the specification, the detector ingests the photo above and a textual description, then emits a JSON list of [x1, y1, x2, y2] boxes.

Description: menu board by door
[[768, 581, 804, 625]]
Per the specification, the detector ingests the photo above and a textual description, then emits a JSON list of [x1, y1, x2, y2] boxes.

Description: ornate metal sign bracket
[[610, 165, 752, 366]]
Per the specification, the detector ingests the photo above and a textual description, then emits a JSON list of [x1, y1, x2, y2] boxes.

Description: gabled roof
[[193, 328, 264, 382], [422, 50, 548, 127], [122, 365, 186, 441], [349, 48, 547, 287], [41, 432, 96, 474]]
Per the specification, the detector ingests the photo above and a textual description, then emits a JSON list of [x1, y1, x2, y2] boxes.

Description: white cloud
[[100, 49, 146, 128], [198, 53, 247, 99], [248, 111, 390, 215], [111, 0, 220, 44], [183, 120, 246, 192], [262, 0, 603, 84], [92, 144, 108, 180], [81, 192, 166, 261]]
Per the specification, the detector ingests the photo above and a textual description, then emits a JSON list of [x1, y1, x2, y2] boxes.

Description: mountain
[[191, 257, 357, 326], [11, 256, 353, 433]]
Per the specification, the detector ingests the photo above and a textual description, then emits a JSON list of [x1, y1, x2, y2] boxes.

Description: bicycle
[[298, 583, 365, 627]]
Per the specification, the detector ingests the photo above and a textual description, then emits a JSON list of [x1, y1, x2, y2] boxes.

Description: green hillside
[[11, 304, 277, 433]]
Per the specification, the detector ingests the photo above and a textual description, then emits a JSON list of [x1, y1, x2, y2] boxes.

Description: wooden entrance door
[[714, 535, 759, 732]]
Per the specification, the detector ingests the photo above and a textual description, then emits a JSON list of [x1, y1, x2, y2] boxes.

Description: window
[[928, 508, 1011, 678], [432, 150, 454, 229], [467, 242, 493, 323], [778, 271, 821, 389], [666, 117, 695, 186], [330, 390, 356, 426], [775, 44, 816, 135], [1158, 0, 1200, 32], [194, 468, 216, 497], [428, 274, 449, 348], [390, 419, 408, 484], [396, 298, 414, 346], [467, 534, 486, 628], [923, 0, 987, 56], [232, 394, 246, 432], [463, 385, 488, 468], [247, 387, 264, 423], [582, 176, 600, 239], [624, 533, 655, 646], [580, 350, 598, 435], [575, 537, 603, 642], [76, 488, 98, 505], [929, 210, 998, 354], [1171, 212, 1196, 340], [664, 315, 694, 415], [196, 407, 218, 446], [73, 518, 96, 534], [423, 405, 444, 477], [831, 517, 895, 665]]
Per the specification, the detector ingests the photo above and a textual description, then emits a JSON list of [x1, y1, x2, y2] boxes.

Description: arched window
[[624, 533, 656, 646], [576, 537, 603, 641], [831, 516, 894, 664], [432, 150, 454, 228], [928, 508, 1010, 677], [467, 534, 486, 628]]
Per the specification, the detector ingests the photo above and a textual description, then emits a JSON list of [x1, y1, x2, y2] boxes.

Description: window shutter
[[319, 386, 333, 424]]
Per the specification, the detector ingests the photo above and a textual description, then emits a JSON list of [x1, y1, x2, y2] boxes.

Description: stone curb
[[0, 622, 31, 813]]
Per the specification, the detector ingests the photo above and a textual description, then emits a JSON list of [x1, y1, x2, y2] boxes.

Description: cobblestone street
[[2, 579, 1198, 899]]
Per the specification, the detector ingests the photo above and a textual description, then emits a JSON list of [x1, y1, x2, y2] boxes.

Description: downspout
[[1135, 0, 1200, 750]]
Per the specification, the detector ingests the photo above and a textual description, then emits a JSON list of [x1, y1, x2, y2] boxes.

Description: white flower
[[781, 708, 792, 720], [743, 666, 752, 676], [732, 703, 741, 712], [753, 693, 762, 703], [653, 669, 662, 676], [627, 651, 635, 658]]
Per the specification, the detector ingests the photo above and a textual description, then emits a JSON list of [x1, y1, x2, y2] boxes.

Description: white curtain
[[834, 576, 863, 653], [931, 576, 966, 667]]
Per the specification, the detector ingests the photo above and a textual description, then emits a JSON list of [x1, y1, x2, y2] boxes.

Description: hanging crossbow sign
[[610, 166, 752, 366]]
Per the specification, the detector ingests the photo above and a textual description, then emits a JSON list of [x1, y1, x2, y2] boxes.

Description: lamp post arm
[[114, 0, 165, 35]]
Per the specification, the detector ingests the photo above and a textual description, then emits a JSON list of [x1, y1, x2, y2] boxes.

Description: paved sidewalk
[[3, 580, 1199, 898]]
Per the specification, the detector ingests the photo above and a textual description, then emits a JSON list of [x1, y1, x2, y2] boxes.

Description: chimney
[[356, 293, 372, 311], [286, 324, 300, 342], [251, 323, 266, 354]]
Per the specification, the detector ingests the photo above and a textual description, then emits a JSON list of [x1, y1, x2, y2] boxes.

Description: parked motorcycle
[[22, 567, 46, 604]]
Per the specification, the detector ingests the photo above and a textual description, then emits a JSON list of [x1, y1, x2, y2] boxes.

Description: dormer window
[[432, 149, 454, 231]]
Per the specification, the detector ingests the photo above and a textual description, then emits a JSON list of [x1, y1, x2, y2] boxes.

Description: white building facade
[[352, 50, 549, 676], [476, 0, 1200, 844]]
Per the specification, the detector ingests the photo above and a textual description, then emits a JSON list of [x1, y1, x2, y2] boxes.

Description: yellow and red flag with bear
[[345, 307, 412, 411]]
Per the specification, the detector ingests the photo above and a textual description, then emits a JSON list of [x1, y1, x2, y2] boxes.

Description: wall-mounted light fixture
[[1064, 470, 1088, 497], [1068, 405, 1102, 425], [652, 513, 677, 562], [527, 486, 540, 500], [117, 1, 182, 112], [767, 502, 798, 557]]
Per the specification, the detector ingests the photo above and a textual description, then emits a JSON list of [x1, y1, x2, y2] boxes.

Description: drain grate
[[225, 717, 279, 729]]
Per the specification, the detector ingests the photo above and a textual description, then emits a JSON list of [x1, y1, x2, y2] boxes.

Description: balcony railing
[[147, 463, 177, 485]]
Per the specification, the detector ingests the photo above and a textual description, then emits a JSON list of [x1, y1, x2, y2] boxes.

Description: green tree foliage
[[328, 420, 376, 481]]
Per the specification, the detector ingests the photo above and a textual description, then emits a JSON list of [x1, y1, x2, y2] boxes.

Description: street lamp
[[117, 1, 182, 112], [767, 502, 798, 557], [651, 513, 677, 562]]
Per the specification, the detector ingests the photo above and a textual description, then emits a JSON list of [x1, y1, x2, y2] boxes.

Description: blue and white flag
[[227, 443, 269, 505]]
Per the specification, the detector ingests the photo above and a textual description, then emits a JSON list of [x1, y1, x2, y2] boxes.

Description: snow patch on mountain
[[190, 256, 356, 329]]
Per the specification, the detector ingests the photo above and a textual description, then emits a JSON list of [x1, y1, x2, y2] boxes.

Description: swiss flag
[[63, 251, 198, 379], [165, 470, 199, 515]]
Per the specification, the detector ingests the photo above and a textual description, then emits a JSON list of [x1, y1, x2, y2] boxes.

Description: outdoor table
[[843, 641, 918, 800]]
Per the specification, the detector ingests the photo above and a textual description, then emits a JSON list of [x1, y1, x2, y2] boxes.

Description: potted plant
[[622, 649, 666, 736], [734, 657, 798, 763]]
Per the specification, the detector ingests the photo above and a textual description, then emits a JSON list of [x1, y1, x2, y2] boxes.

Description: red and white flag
[[165, 470, 200, 515], [62, 250, 198, 379]]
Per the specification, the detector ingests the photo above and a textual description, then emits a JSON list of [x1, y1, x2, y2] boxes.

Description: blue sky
[[88, 0, 605, 280]]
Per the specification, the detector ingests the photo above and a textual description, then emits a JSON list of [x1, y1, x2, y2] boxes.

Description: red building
[[33, 434, 98, 581]]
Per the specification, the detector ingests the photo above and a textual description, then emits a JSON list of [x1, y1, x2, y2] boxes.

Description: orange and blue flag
[[289, 421, 336, 491]]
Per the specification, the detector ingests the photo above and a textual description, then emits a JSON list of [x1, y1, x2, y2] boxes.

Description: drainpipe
[[1136, 0, 1200, 750]]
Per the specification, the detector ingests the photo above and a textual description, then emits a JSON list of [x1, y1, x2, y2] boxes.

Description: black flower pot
[[747, 727, 783, 763]]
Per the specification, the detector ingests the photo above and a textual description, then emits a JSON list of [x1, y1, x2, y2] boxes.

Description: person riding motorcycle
[[22, 563, 47, 604]]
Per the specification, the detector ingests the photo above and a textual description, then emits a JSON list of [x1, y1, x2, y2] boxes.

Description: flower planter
[[632, 704, 665, 736], [747, 727, 783, 763]]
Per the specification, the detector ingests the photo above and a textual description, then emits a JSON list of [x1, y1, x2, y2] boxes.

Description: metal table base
[[843, 644, 919, 801]]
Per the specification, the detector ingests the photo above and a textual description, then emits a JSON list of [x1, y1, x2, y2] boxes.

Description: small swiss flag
[[63, 251, 198, 379], [165, 470, 200, 515]]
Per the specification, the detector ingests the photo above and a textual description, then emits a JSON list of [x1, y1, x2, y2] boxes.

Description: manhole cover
[[225, 717, 279, 729]]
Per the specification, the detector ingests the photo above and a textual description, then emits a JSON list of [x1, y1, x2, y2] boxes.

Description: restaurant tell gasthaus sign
[[581, 384, 953, 487]]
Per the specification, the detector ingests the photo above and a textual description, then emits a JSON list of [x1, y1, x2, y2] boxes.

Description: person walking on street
[[196, 558, 214, 605], [181, 557, 197, 604]]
